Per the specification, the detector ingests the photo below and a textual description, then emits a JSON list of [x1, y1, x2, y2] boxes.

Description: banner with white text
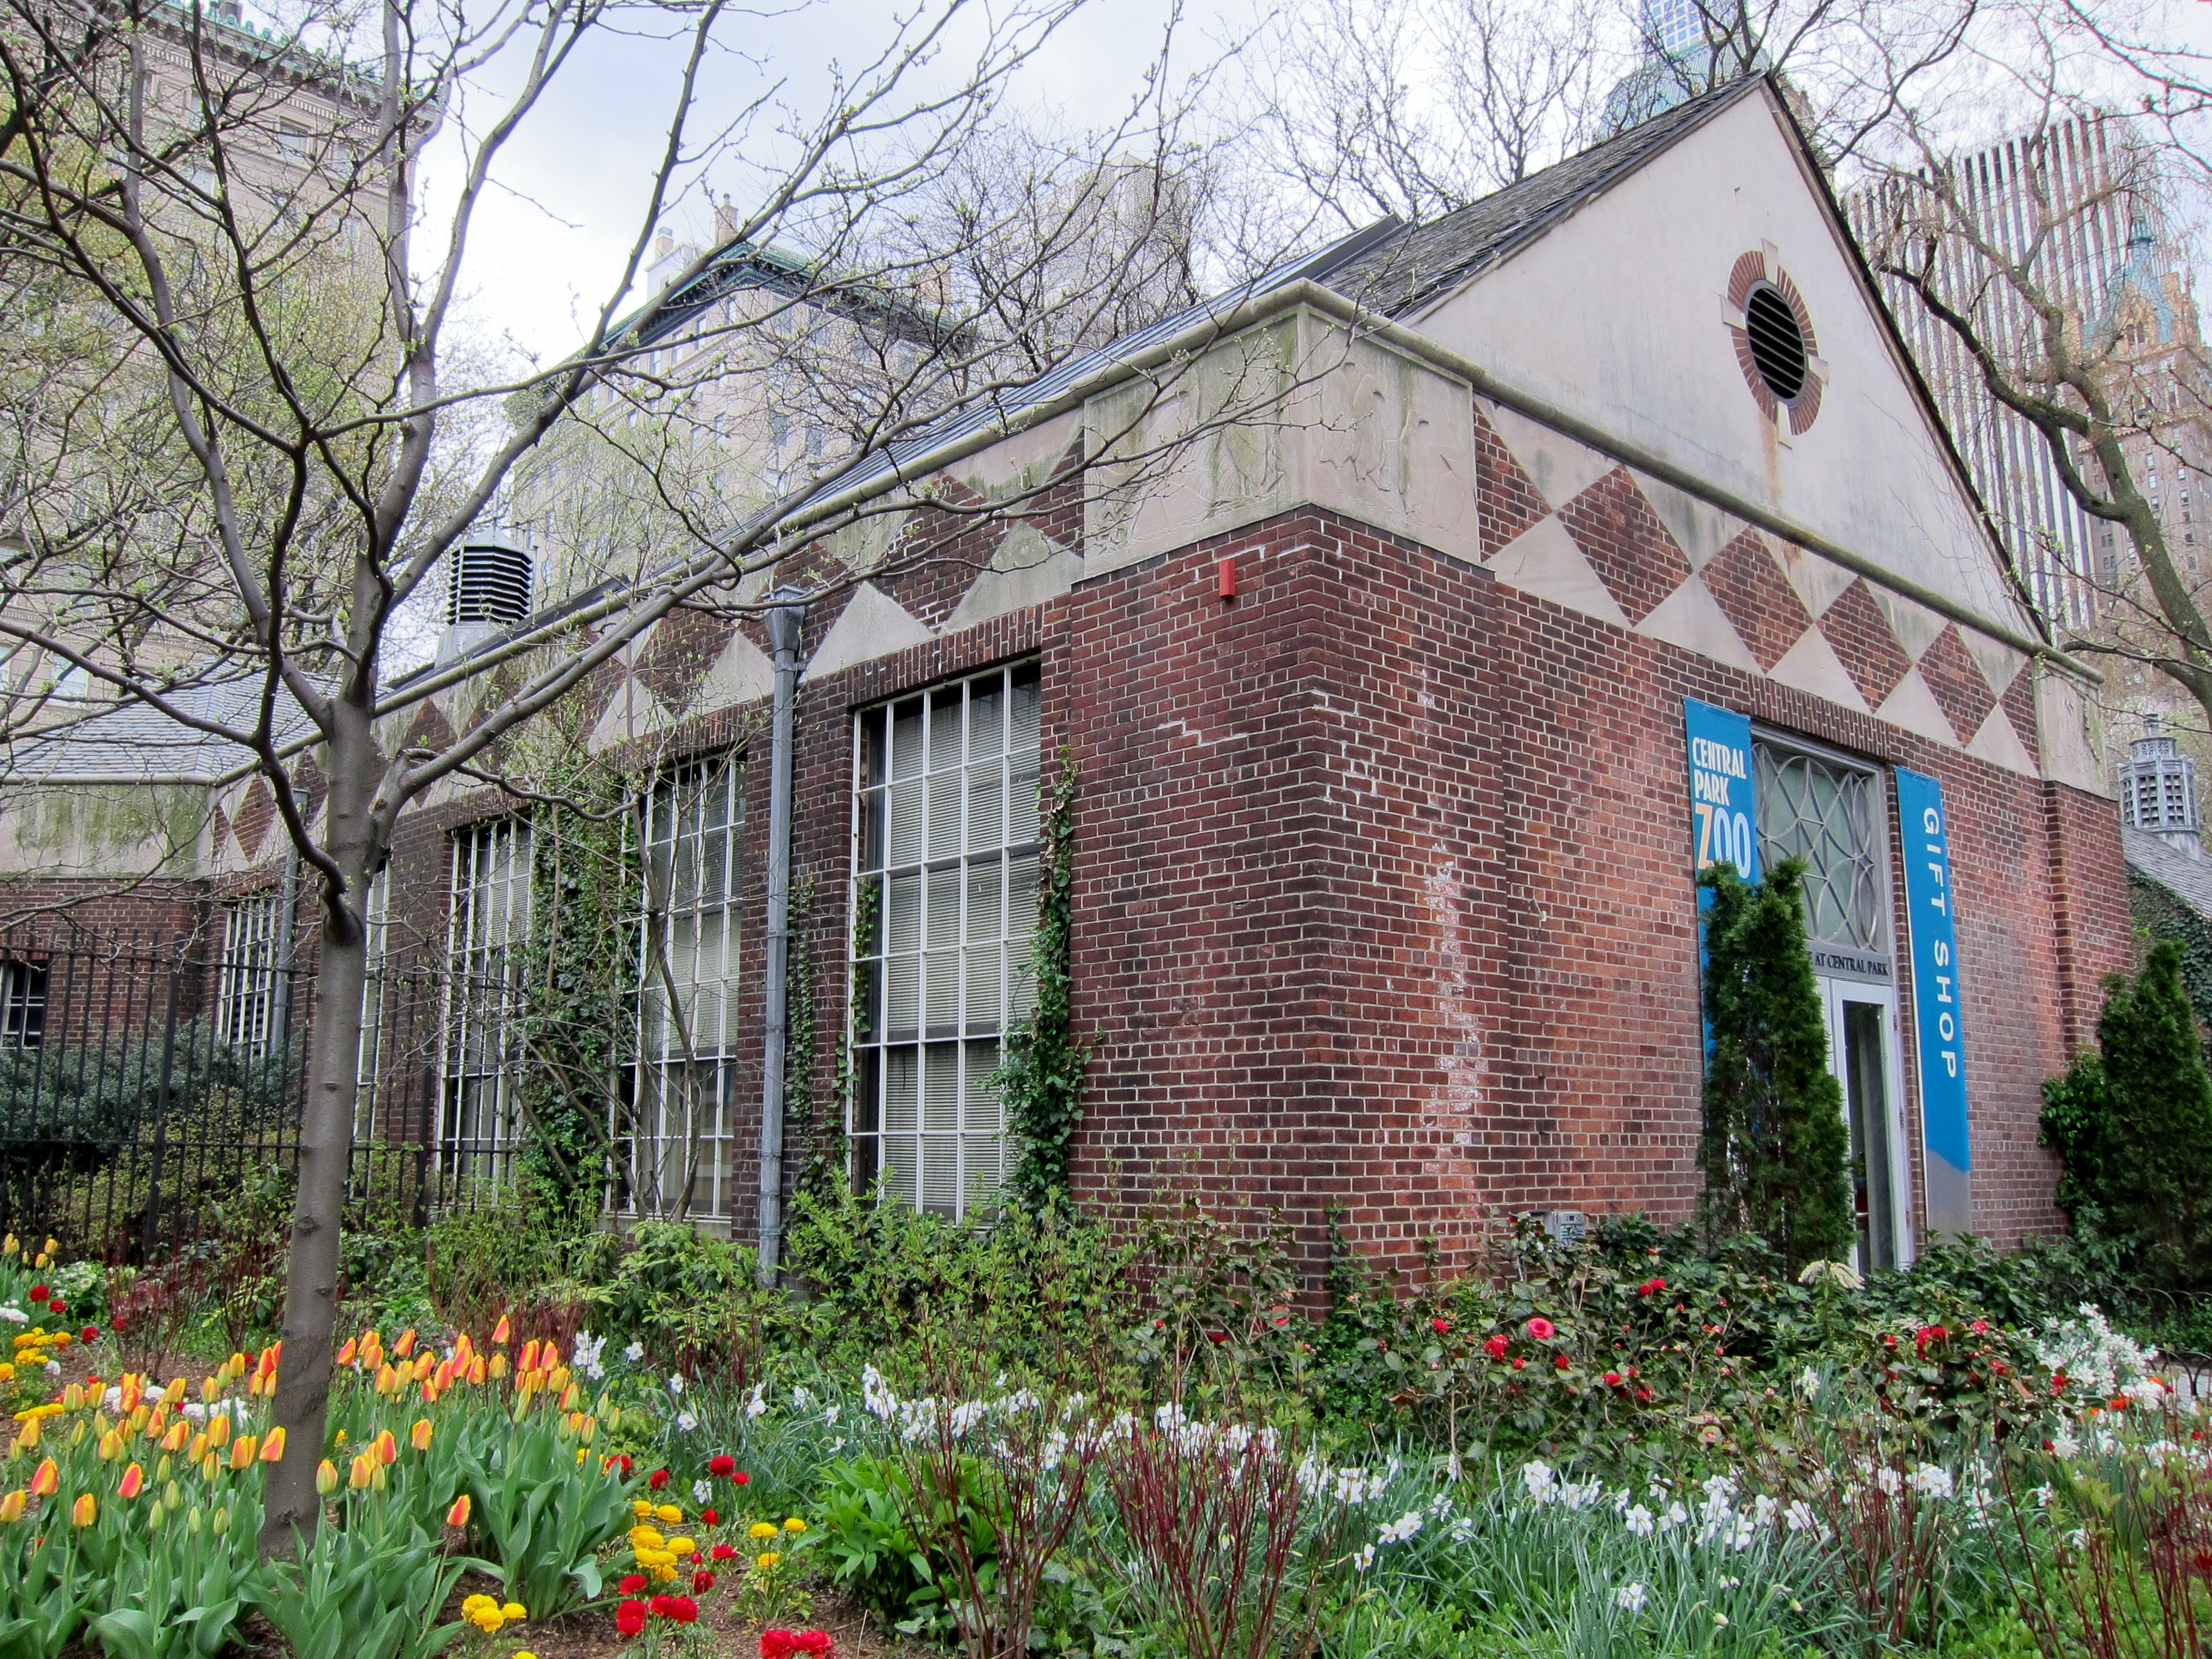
[[1895, 767, 1972, 1238]]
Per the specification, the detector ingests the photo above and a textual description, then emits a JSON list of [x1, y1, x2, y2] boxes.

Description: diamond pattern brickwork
[[1815, 580, 1915, 711], [1557, 468, 1695, 626], [1473, 407, 1552, 557], [1916, 625, 2000, 745], [1699, 529, 1813, 671], [634, 608, 734, 714]]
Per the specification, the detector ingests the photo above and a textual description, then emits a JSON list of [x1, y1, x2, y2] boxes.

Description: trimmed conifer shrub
[[1697, 859, 1854, 1270], [2040, 940, 2212, 1289]]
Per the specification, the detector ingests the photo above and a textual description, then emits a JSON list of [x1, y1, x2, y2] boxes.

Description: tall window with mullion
[[851, 663, 1041, 1219], [626, 756, 744, 1220], [217, 892, 285, 1056], [443, 819, 531, 1186]]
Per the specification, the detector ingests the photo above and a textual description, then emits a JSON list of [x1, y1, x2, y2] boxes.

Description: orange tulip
[[361, 1335, 383, 1371], [374, 1429, 397, 1466], [348, 1453, 374, 1490], [259, 1427, 286, 1463], [519, 1339, 539, 1372], [161, 1421, 189, 1453], [411, 1418, 433, 1452], [163, 1379, 186, 1406], [118, 1463, 143, 1500], [118, 1382, 142, 1415], [229, 1435, 257, 1471], [337, 1338, 358, 1367], [434, 1361, 455, 1392], [538, 1342, 561, 1370], [412, 1353, 434, 1382], [446, 1493, 471, 1527], [491, 1315, 511, 1346], [375, 1364, 397, 1396], [10, 1420, 37, 1453], [70, 1493, 95, 1527], [95, 1430, 122, 1463], [469, 1356, 488, 1386], [29, 1459, 57, 1497], [206, 1415, 232, 1450], [0, 1489, 25, 1522], [393, 1329, 416, 1359], [187, 1433, 207, 1463]]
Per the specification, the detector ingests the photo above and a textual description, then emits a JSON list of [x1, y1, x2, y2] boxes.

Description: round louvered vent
[[1743, 283, 1809, 403]]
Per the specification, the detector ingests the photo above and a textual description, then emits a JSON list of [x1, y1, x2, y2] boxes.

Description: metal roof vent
[[1744, 283, 1809, 402], [2121, 712, 2202, 858], [436, 528, 532, 666]]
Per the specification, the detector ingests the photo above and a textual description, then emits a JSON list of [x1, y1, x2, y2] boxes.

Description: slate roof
[[5, 677, 316, 783], [2124, 825, 2212, 920], [1310, 78, 1764, 318]]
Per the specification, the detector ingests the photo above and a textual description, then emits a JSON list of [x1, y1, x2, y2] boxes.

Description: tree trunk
[[259, 717, 376, 1558]]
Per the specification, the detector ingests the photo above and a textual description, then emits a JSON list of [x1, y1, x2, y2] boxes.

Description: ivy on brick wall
[[994, 751, 1084, 1213], [786, 873, 845, 1204], [2128, 872, 2212, 1044]]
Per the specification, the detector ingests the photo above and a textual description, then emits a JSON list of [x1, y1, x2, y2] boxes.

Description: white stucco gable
[[1407, 82, 2030, 634]]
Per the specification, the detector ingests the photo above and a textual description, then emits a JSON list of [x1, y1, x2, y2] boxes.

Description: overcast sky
[[411, 0, 1250, 366]]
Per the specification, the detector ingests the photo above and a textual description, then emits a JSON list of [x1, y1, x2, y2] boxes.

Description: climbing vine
[[994, 751, 1084, 1214], [2130, 871, 2212, 1049], [786, 873, 844, 1203]]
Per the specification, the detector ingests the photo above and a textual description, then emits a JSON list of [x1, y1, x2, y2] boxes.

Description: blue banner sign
[[1684, 700, 1758, 884], [1896, 768, 1973, 1238]]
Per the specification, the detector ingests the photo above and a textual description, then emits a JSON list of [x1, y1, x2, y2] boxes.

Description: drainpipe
[[756, 586, 807, 1284]]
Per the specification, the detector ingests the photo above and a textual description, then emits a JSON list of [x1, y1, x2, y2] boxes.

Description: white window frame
[[218, 892, 285, 1056], [848, 662, 1042, 1220], [623, 756, 745, 1222], [0, 958, 47, 1050], [441, 819, 532, 1188]]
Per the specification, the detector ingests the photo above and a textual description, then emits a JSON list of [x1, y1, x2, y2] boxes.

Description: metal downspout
[[756, 586, 807, 1284]]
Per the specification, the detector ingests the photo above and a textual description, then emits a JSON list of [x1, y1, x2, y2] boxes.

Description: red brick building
[[3, 78, 2129, 1279]]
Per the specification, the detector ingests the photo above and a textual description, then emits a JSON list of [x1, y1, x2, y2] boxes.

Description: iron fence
[[0, 929, 457, 1262]]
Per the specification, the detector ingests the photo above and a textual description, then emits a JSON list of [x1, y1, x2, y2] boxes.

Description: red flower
[[616, 1600, 648, 1637], [1431, 1316, 1450, 1333], [1970, 1320, 1989, 1333], [693, 1570, 715, 1593], [78, 1327, 96, 1344], [734, 1470, 749, 1486], [45, 1301, 62, 1316], [1482, 1334, 1509, 1360], [1208, 1331, 1228, 1344], [711, 1543, 739, 1561], [28, 1286, 47, 1302], [1604, 1372, 1622, 1387], [613, 1453, 634, 1475], [620, 1574, 648, 1594], [1552, 1353, 1569, 1370], [761, 1635, 834, 1658], [1914, 1325, 1947, 1355], [1881, 1333, 1899, 1350], [700, 1507, 719, 1525], [1525, 1317, 1555, 1341], [709, 1454, 737, 1476], [1635, 1386, 1654, 1403], [648, 1467, 671, 1491], [650, 1595, 674, 1617], [665, 1597, 699, 1624], [1511, 1358, 1525, 1370], [2043, 1439, 2057, 1452]]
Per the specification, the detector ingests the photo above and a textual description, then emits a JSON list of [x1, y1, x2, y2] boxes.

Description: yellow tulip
[[70, 1493, 95, 1527], [349, 1453, 374, 1490], [446, 1493, 472, 1527], [95, 1430, 122, 1463], [260, 1428, 286, 1463], [315, 1461, 338, 1495], [206, 1415, 232, 1450], [29, 1459, 57, 1497], [0, 1489, 22, 1521], [118, 1464, 144, 1500], [229, 1436, 257, 1472], [411, 1418, 432, 1452]]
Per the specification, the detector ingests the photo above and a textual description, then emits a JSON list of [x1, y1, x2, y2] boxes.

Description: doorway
[[1820, 979, 1910, 1272]]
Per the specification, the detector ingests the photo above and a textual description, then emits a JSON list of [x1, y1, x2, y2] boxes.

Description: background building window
[[217, 892, 286, 1056], [354, 864, 390, 1145], [0, 960, 47, 1050], [850, 662, 1041, 1219], [626, 756, 743, 1220], [443, 819, 531, 1187]]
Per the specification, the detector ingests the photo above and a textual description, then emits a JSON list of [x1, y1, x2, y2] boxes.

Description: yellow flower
[[628, 1526, 665, 1548], [462, 1595, 497, 1615], [756, 1551, 780, 1570], [665, 1536, 695, 1557], [654, 1503, 682, 1525], [631, 1500, 655, 1520], [749, 1521, 780, 1541], [501, 1604, 525, 1622], [783, 1517, 806, 1533]]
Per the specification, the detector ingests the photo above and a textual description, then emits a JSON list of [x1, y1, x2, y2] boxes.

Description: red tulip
[[700, 1507, 719, 1524], [28, 1286, 47, 1302], [47, 1302, 63, 1316], [648, 1467, 670, 1491], [79, 1327, 96, 1343], [666, 1595, 699, 1623], [615, 1600, 648, 1637], [620, 1574, 648, 1594], [708, 1455, 737, 1476], [693, 1570, 716, 1593], [733, 1470, 749, 1486]]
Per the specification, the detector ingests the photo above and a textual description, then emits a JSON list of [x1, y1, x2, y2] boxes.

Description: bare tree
[[1846, 0, 2212, 734], [0, 0, 1295, 1553]]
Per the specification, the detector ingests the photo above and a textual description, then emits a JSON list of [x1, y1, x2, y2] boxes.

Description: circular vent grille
[[1744, 283, 1809, 403]]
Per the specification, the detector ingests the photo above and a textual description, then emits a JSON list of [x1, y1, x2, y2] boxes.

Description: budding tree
[[0, 0, 1282, 1552]]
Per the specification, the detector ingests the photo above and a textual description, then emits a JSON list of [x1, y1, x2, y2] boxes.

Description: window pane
[[847, 662, 1043, 1220]]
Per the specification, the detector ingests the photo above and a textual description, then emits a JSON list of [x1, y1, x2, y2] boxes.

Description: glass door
[[1822, 980, 1910, 1272]]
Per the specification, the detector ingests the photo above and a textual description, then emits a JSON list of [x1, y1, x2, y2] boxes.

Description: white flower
[[1798, 1366, 1822, 1398], [746, 1381, 768, 1420], [1875, 1467, 1903, 1496], [1449, 1517, 1476, 1543], [1713, 1612, 1731, 1627], [572, 1331, 606, 1376], [1353, 1544, 1375, 1573], [1785, 1500, 1815, 1532], [42, 1361, 56, 1375], [1909, 1464, 1954, 1500], [1520, 1461, 1557, 1504], [791, 1386, 816, 1410], [624, 1341, 645, 1362], [1615, 1583, 1649, 1612], [2123, 1377, 2169, 1409], [676, 1411, 698, 1433], [1661, 1501, 1689, 1531], [0, 1305, 26, 1324], [1624, 1505, 1655, 1537], [823, 1404, 840, 1426], [667, 1373, 685, 1396], [1376, 1510, 1423, 1545], [693, 1479, 712, 1504], [2051, 1426, 2080, 1458]]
